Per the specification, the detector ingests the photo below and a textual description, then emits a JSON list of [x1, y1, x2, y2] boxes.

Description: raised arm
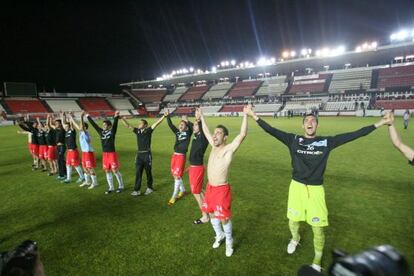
[[121, 117, 133, 129], [17, 130, 30, 135], [228, 107, 248, 152], [87, 114, 103, 133], [18, 121, 31, 131], [112, 111, 120, 134], [246, 105, 293, 146], [151, 114, 166, 130], [387, 113, 414, 161], [165, 111, 179, 133], [197, 108, 214, 146], [330, 115, 391, 149], [68, 113, 81, 131], [80, 111, 87, 131]]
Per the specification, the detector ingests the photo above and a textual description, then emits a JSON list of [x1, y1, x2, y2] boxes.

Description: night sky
[[1, 0, 414, 93]]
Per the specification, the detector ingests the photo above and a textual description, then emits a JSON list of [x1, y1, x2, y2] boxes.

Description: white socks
[[91, 174, 98, 186], [75, 166, 84, 179], [84, 173, 91, 184], [223, 220, 233, 244], [172, 179, 180, 198], [66, 166, 72, 180], [114, 171, 124, 189], [106, 172, 114, 191], [211, 218, 224, 237], [178, 178, 186, 193]]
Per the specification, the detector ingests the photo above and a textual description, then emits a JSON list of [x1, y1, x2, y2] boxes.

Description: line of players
[[17, 107, 409, 272]]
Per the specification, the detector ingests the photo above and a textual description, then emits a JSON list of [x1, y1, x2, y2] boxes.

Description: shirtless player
[[197, 106, 248, 257]]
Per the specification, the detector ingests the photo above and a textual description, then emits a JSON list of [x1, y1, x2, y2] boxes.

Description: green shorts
[[287, 179, 328, 227]]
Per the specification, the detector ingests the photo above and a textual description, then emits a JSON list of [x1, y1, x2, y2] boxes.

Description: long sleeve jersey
[[257, 118, 376, 185], [87, 116, 118, 152], [167, 116, 193, 154]]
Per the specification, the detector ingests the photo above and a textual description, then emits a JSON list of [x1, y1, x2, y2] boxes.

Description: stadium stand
[[107, 98, 135, 110], [324, 101, 366, 111], [284, 99, 323, 111], [219, 105, 244, 112], [255, 76, 288, 97], [253, 103, 282, 113], [202, 82, 233, 100], [5, 98, 49, 114], [201, 105, 223, 114], [289, 74, 330, 94], [131, 88, 167, 104], [179, 85, 210, 101], [174, 106, 195, 115], [163, 86, 188, 102], [377, 64, 414, 89], [374, 99, 414, 110], [45, 99, 82, 115], [328, 67, 373, 93], [78, 98, 114, 117], [226, 80, 262, 98]]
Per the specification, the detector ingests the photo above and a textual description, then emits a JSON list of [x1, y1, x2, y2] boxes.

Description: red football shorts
[[170, 153, 186, 178], [201, 184, 232, 220], [29, 143, 39, 157], [47, 146, 57, 161], [102, 152, 120, 170], [66, 149, 80, 166], [82, 151, 96, 169], [38, 145, 48, 160], [189, 165, 205, 194]]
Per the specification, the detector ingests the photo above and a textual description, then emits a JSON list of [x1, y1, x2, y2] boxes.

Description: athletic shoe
[[225, 242, 234, 257], [168, 198, 176, 206], [310, 264, 321, 272], [177, 191, 186, 199], [212, 233, 225, 249], [76, 177, 85, 184], [287, 239, 300, 254], [144, 188, 153, 195], [88, 185, 97, 190], [61, 179, 71, 184], [56, 176, 65, 180], [116, 188, 123, 193], [131, 191, 141, 196], [79, 182, 90, 187], [105, 190, 113, 194]]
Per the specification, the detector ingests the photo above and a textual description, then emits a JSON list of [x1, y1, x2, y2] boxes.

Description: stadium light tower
[[211, 66, 217, 73], [230, 59, 236, 66]]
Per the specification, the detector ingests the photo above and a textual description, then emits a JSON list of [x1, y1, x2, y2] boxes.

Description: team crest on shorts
[[312, 217, 320, 223]]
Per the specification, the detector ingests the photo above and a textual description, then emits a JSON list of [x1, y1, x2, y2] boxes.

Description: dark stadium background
[[1, 0, 413, 92]]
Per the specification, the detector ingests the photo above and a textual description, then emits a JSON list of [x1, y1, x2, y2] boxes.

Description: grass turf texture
[[0, 116, 413, 275]]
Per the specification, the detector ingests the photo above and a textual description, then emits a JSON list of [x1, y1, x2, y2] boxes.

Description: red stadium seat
[[377, 65, 414, 89], [219, 105, 244, 112], [226, 81, 262, 98], [78, 98, 114, 116], [5, 98, 48, 114], [179, 86, 210, 101], [374, 99, 414, 110], [131, 89, 167, 104]]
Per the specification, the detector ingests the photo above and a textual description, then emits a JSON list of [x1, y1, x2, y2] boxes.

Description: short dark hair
[[55, 119, 62, 124], [180, 120, 188, 127], [302, 112, 318, 124], [103, 120, 112, 127], [140, 119, 148, 127], [216, 125, 229, 136]]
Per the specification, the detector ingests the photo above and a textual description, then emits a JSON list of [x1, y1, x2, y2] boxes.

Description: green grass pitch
[[0, 116, 413, 275]]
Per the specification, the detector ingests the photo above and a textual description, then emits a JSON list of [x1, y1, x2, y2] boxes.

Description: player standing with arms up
[[165, 110, 193, 205], [45, 115, 58, 176], [18, 116, 39, 170], [48, 113, 67, 180], [245, 107, 391, 271], [61, 112, 85, 184], [189, 109, 210, 225], [68, 112, 98, 189], [121, 115, 166, 196], [87, 111, 124, 194], [198, 106, 248, 257]]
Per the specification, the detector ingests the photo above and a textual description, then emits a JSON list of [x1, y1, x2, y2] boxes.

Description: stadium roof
[[121, 41, 414, 88]]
